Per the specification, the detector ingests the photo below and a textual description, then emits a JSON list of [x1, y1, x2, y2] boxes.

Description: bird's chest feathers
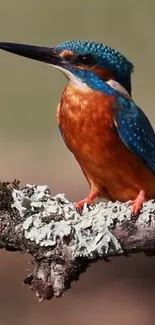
[[57, 84, 117, 157]]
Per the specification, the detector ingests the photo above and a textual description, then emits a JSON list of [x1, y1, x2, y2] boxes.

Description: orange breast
[[57, 83, 155, 202]]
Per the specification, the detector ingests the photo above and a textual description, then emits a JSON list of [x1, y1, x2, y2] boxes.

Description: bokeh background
[[0, 1, 155, 324]]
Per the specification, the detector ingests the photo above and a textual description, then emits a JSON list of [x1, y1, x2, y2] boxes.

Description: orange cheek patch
[[90, 67, 114, 81]]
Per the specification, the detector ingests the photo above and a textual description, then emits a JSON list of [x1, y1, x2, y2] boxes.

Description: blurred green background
[[0, 1, 155, 325]]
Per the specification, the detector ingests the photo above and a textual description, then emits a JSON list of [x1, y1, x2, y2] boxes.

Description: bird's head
[[0, 40, 134, 95]]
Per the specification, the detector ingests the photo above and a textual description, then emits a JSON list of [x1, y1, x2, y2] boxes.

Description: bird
[[0, 40, 155, 216]]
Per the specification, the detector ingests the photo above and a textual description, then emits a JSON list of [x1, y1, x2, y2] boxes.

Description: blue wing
[[113, 96, 155, 174]]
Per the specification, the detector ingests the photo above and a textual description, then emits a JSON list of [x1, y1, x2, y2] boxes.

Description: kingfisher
[[0, 40, 155, 216]]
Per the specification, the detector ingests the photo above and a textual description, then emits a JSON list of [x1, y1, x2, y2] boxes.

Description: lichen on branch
[[0, 180, 155, 301]]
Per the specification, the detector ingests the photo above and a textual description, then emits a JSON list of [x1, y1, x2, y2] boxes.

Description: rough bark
[[0, 180, 155, 301]]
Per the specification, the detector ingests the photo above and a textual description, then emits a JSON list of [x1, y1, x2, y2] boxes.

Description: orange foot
[[75, 191, 99, 210], [130, 190, 146, 216]]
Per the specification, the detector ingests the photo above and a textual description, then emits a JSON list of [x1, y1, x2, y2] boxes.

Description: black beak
[[0, 42, 66, 66]]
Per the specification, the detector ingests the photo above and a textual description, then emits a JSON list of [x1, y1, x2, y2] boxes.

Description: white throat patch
[[52, 65, 89, 90]]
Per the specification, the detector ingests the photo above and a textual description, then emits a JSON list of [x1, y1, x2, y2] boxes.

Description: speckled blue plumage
[[57, 40, 134, 95], [113, 96, 155, 173]]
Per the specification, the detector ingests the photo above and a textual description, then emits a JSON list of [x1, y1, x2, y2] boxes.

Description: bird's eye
[[77, 54, 96, 66], [65, 53, 96, 67]]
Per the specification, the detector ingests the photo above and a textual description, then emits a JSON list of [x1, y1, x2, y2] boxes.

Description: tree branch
[[0, 180, 155, 301]]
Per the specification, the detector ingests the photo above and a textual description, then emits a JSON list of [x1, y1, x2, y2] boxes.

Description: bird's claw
[[75, 206, 85, 215], [130, 190, 145, 220], [75, 197, 93, 214], [75, 192, 98, 214]]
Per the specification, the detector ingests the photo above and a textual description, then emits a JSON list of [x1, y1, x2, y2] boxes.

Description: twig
[[0, 180, 155, 301]]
